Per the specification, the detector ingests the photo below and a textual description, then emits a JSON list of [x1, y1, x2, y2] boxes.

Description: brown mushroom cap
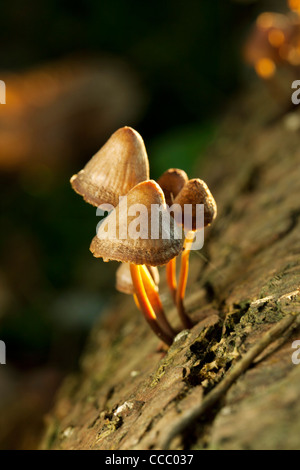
[[174, 178, 217, 231], [70, 126, 150, 207], [90, 180, 183, 265], [116, 263, 159, 294], [157, 168, 188, 206]]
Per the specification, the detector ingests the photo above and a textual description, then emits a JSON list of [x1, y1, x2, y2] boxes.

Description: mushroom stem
[[130, 264, 174, 346], [166, 258, 177, 303], [139, 265, 176, 337], [176, 232, 195, 329], [133, 294, 141, 310]]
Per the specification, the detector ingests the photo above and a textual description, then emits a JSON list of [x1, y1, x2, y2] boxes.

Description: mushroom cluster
[[289, 0, 300, 18], [244, 11, 300, 80], [70, 126, 217, 346]]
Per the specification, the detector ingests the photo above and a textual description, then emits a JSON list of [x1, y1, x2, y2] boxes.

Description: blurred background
[[0, 0, 296, 449]]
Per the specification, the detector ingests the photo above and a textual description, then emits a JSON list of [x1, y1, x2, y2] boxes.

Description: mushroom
[[90, 180, 183, 345], [244, 12, 292, 79], [289, 0, 300, 16], [157, 168, 188, 207], [157, 168, 188, 302], [70, 126, 150, 208], [244, 11, 300, 82], [173, 179, 217, 329]]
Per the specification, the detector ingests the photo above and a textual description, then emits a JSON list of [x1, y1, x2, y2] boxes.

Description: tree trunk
[[41, 83, 300, 450]]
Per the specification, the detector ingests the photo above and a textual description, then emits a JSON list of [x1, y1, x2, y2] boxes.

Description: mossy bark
[[41, 84, 300, 450]]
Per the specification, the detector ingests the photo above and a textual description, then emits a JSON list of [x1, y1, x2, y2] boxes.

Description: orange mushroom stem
[[139, 265, 176, 337], [130, 264, 174, 346], [166, 258, 177, 303], [175, 232, 195, 329]]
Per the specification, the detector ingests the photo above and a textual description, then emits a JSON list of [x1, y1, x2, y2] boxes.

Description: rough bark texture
[[41, 84, 300, 450]]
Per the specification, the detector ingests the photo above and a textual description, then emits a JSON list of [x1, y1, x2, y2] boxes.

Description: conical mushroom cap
[[174, 178, 217, 231], [116, 263, 159, 294], [90, 180, 183, 266], [70, 126, 150, 207], [157, 168, 188, 206]]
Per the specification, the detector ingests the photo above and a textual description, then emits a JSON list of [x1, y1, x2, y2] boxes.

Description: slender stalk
[[140, 265, 176, 337], [130, 264, 174, 346], [166, 258, 177, 303], [133, 294, 140, 310], [176, 232, 195, 329]]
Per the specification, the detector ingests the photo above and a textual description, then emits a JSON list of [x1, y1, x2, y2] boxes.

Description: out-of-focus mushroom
[[0, 57, 145, 172], [70, 126, 149, 207], [289, 0, 300, 17], [90, 180, 183, 345], [244, 11, 300, 80], [174, 179, 217, 329]]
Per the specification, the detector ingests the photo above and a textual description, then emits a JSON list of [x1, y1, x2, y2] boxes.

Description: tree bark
[[41, 84, 300, 450]]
